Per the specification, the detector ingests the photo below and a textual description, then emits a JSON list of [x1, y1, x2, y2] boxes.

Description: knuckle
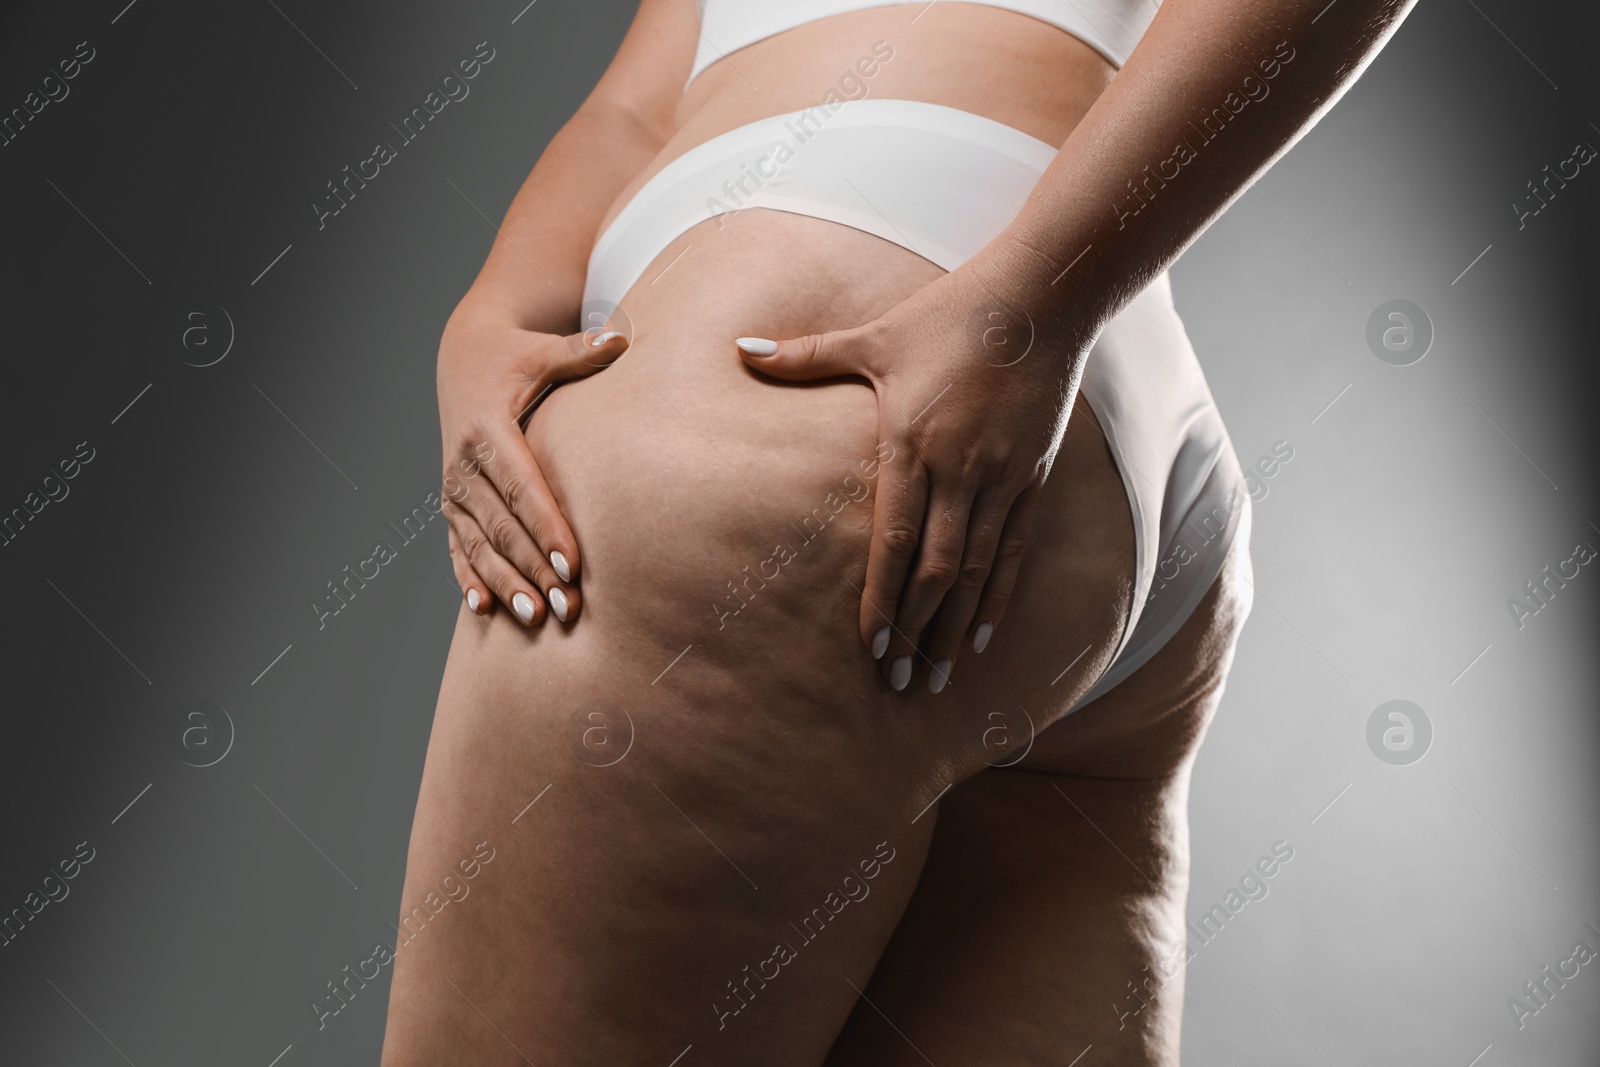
[[958, 558, 992, 588], [996, 536, 1029, 567], [499, 476, 526, 515], [983, 586, 1014, 612], [915, 556, 960, 589], [878, 523, 921, 558], [485, 514, 520, 551], [461, 531, 491, 566]]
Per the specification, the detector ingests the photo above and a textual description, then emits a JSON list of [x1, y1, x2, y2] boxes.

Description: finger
[[446, 502, 548, 627], [856, 442, 925, 663], [446, 523, 490, 616], [916, 486, 1018, 693], [475, 424, 584, 595], [736, 328, 871, 382], [557, 326, 631, 376], [880, 485, 974, 693], [968, 481, 1045, 656]]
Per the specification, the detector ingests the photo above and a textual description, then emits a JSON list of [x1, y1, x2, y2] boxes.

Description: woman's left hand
[[736, 263, 1088, 695]]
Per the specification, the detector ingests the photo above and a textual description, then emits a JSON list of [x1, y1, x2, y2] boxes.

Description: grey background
[[0, 0, 1594, 1064]]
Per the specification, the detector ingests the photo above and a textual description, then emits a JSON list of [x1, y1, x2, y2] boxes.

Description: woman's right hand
[[437, 297, 629, 627]]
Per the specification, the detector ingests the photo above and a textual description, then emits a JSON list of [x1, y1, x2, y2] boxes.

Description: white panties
[[583, 99, 1247, 711]]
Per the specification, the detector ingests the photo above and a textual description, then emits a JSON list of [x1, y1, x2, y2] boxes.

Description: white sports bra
[[690, 0, 1162, 83]]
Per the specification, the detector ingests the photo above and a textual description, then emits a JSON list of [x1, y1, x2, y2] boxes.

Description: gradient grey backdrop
[[1, 0, 1595, 1063]]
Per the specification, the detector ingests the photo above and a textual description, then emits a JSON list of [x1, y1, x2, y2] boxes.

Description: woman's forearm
[[458, 99, 668, 334], [978, 0, 1412, 343]]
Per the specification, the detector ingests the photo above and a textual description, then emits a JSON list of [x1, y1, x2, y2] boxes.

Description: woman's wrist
[[964, 229, 1108, 371]]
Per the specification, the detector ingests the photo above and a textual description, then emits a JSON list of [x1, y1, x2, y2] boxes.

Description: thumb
[[549, 327, 631, 379], [736, 330, 870, 381]]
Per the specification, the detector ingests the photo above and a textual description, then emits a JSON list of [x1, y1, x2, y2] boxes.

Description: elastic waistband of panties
[[584, 100, 1059, 305]]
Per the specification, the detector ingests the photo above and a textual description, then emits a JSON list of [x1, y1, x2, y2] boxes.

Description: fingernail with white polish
[[929, 658, 953, 694], [550, 551, 571, 582], [512, 591, 537, 624], [871, 626, 891, 659], [466, 588, 481, 613], [735, 337, 778, 356], [973, 622, 994, 654], [890, 655, 912, 692], [589, 331, 625, 346], [548, 587, 570, 622]]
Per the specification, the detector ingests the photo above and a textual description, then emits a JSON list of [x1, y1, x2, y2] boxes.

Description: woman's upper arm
[[580, 0, 701, 142]]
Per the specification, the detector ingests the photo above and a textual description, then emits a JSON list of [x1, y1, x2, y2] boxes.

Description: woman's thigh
[[380, 210, 1139, 1066], [823, 525, 1255, 1067]]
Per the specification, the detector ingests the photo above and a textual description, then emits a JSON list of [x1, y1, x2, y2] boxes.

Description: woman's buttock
[[512, 208, 1137, 738]]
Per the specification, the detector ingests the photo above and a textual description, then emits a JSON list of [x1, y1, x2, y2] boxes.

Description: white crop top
[[689, 0, 1162, 83]]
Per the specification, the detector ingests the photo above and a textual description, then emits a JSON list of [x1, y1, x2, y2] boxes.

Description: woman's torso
[[596, 2, 1119, 237]]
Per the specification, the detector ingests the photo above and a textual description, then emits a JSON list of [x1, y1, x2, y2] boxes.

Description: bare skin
[[384, 207, 1249, 1065], [392, 0, 1409, 1061]]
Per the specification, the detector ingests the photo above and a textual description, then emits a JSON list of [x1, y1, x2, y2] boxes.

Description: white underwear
[[583, 99, 1247, 712]]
